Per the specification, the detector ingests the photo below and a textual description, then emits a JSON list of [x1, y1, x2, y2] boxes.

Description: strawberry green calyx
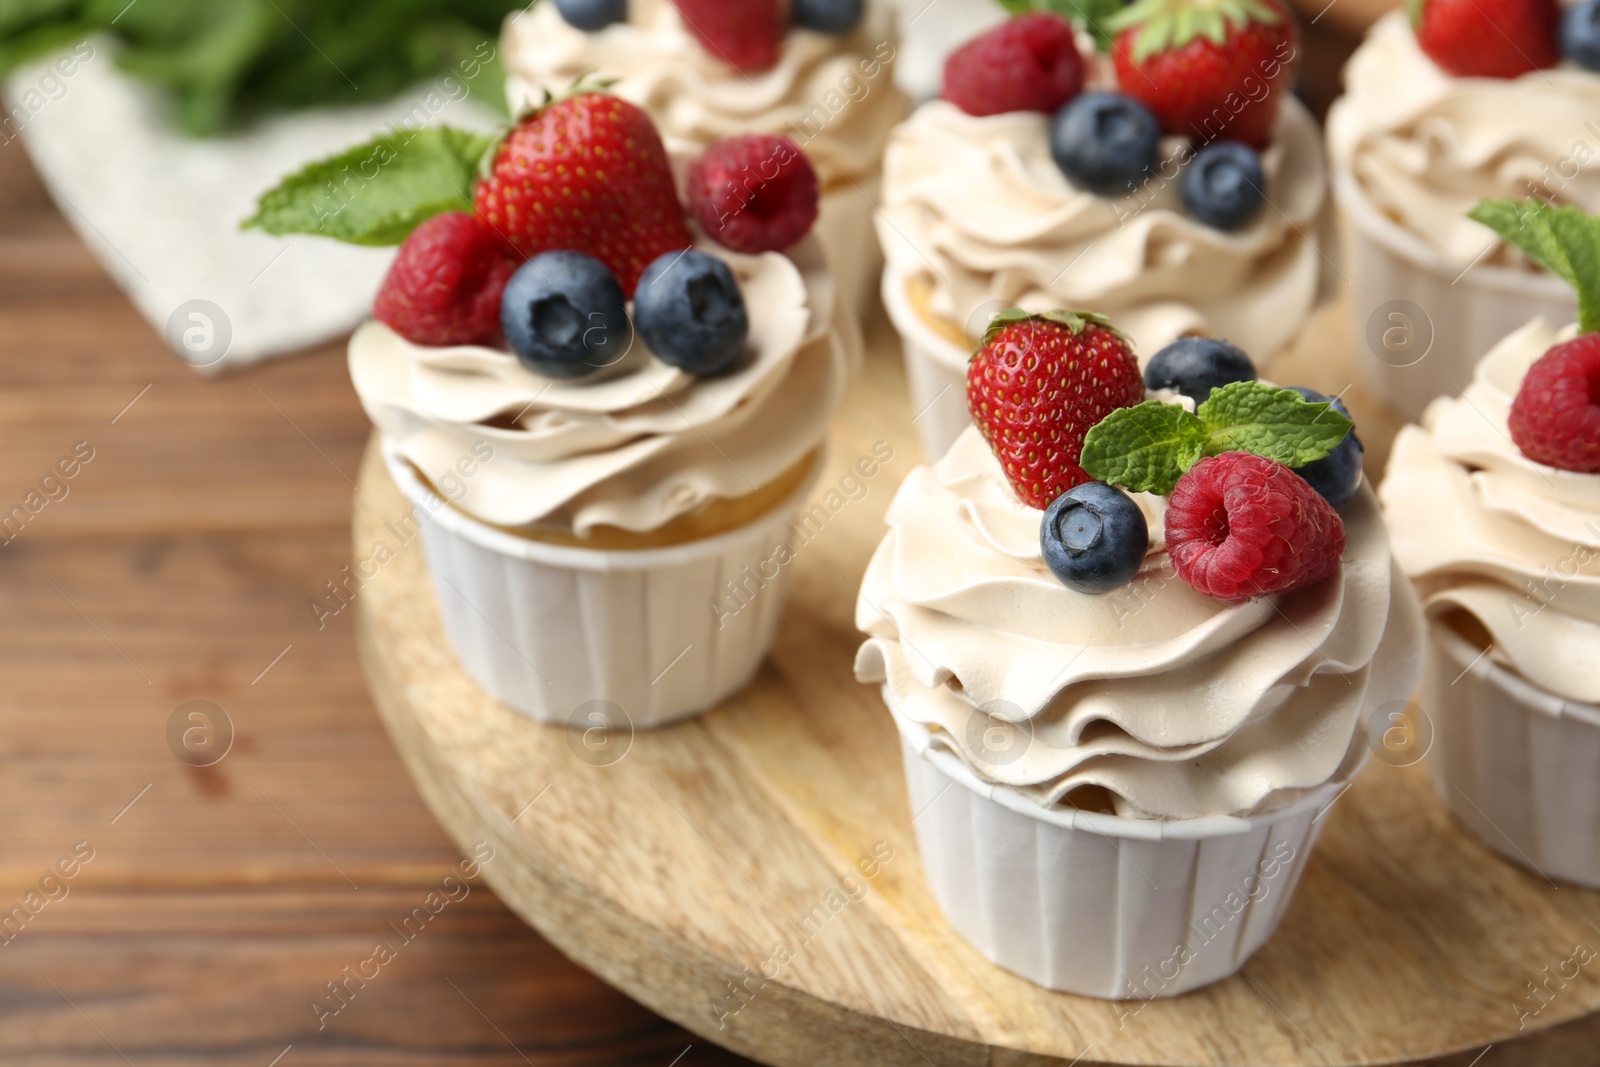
[[1405, 0, 1427, 29], [1469, 198, 1600, 335], [977, 308, 1131, 350], [1107, 0, 1284, 62]]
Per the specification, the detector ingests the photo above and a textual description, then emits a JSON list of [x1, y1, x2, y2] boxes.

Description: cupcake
[[877, 5, 1326, 457], [1379, 199, 1600, 888], [1326, 0, 1598, 419], [247, 91, 848, 728], [855, 310, 1420, 996], [503, 0, 906, 316]]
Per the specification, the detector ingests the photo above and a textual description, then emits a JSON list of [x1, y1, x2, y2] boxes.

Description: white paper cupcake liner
[[880, 259, 971, 460], [382, 442, 823, 730], [890, 697, 1345, 999], [1424, 619, 1600, 889], [817, 172, 885, 322], [1333, 169, 1575, 423]]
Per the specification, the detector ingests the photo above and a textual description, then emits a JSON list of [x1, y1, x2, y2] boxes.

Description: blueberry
[[1181, 141, 1266, 231], [1143, 337, 1257, 404], [1563, 0, 1600, 69], [1287, 387, 1364, 508], [1040, 482, 1149, 595], [634, 250, 749, 376], [500, 251, 631, 379], [554, 0, 627, 30], [793, 0, 864, 33], [1050, 92, 1162, 197]]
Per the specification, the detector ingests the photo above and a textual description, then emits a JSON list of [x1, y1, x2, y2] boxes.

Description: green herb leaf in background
[[0, 0, 521, 136], [1469, 198, 1600, 334], [242, 125, 491, 246], [1081, 382, 1353, 494], [997, 0, 1129, 50]]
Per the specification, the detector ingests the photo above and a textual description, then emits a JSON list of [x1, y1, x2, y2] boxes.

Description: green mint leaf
[[1196, 381, 1353, 467], [1469, 198, 1600, 334], [1080, 401, 1207, 495], [997, 0, 1126, 49], [241, 125, 491, 246]]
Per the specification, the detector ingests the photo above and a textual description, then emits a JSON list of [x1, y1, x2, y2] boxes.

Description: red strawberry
[[373, 212, 517, 347], [967, 310, 1146, 508], [1108, 0, 1297, 149], [672, 0, 785, 73], [943, 13, 1086, 117], [1411, 0, 1558, 79], [1166, 452, 1345, 602], [688, 134, 820, 253], [474, 92, 692, 296], [1508, 334, 1600, 471]]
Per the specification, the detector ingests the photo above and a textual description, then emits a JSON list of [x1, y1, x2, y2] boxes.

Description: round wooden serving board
[[355, 301, 1600, 1067]]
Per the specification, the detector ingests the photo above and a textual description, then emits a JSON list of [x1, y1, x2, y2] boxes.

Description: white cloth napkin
[[6, 41, 502, 372]]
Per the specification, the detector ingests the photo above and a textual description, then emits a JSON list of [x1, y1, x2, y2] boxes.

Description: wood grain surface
[[354, 289, 1600, 1065], [0, 125, 751, 1066]]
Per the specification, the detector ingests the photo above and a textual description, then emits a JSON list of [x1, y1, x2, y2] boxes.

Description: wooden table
[[0, 129, 753, 1066]]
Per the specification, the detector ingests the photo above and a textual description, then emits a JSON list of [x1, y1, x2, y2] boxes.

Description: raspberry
[[943, 13, 1085, 117], [373, 212, 516, 347], [1165, 452, 1345, 603], [687, 134, 820, 254], [1508, 334, 1600, 472]]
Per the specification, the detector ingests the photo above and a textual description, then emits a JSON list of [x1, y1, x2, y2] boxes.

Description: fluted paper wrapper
[[881, 259, 971, 460], [817, 174, 884, 323], [1334, 170, 1575, 422], [891, 698, 1343, 999], [1425, 620, 1600, 889], [384, 443, 821, 729]]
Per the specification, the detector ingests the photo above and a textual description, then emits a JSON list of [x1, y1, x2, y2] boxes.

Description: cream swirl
[[1327, 11, 1600, 266], [1380, 319, 1600, 704], [875, 94, 1326, 361], [350, 236, 848, 534], [855, 428, 1422, 820], [502, 0, 904, 188]]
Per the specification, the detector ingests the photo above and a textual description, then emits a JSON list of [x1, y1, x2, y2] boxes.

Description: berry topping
[[373, 212, 517, 348], [1508, 335, 1600, 472], [500, 251, 631, 379], [1143, 336, 1257, 404], [634, 250, 750, 376], [1182, 141, 1266, 230], [968, 310, 1146, 509], [474, 91, 692, 297], [556, 0, 628, 31], [1107, 0, 1296, 149], [1166, 452, 1345, 602], [1562, 0, 1600, 71], [1286, 387, 1364, 506], [1040, 481, 1150, 594], [672, 0, 785, 73], [1412, 0, 1558, 78], [793, 0, 865, 34], [1050, 91, 1162, 197], [687, 134, 820, 254], [943, 14, 1086, 117]]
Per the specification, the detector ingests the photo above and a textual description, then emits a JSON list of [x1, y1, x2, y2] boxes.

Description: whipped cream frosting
[[1381, 319, 1600, 704], [1328, 11, 1600, 266], [502, 0, 903, 188], [876, 90, 1326, 362], [855, 428, 1422, 820], [350, 236, 847, 534]]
